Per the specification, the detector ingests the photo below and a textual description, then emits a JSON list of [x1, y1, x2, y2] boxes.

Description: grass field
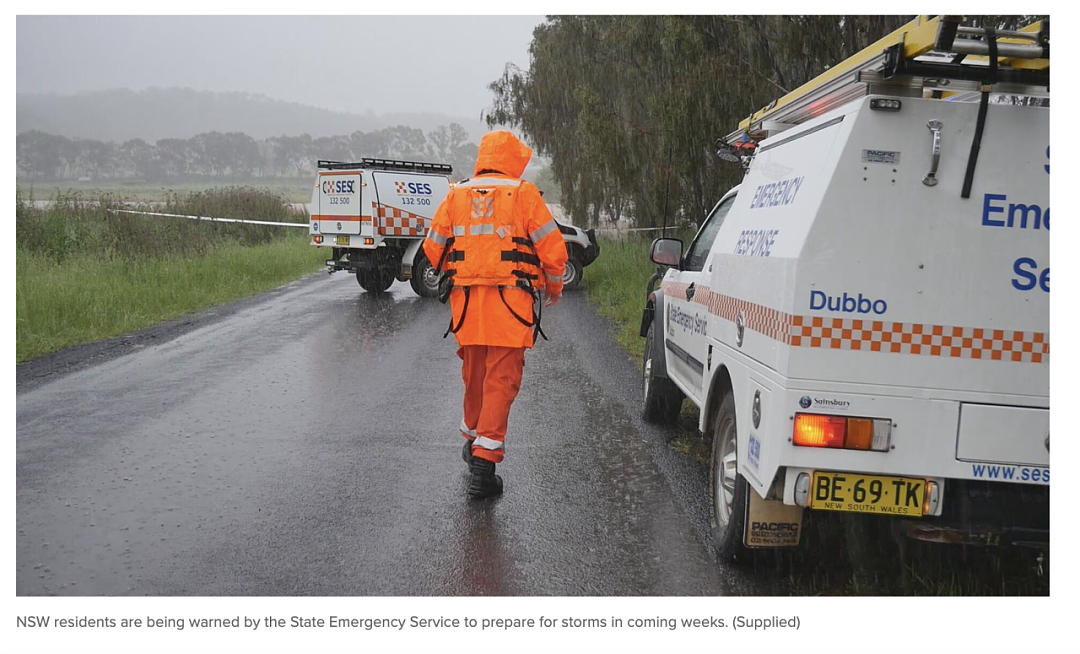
[[15, 188, 323, 363], [579, 234, 1049, 595], [17, 179, 313, 204], [583, 230, 694, 359], [16, 238, 323, 363]]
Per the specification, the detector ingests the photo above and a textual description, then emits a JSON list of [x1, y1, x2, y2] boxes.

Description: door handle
[[923, 119, 943, 187], [686, 283, 696, 301]]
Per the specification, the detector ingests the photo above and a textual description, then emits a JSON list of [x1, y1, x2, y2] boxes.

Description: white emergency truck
[[639, 16, 1049, 559], [311, 158, 453, 296]]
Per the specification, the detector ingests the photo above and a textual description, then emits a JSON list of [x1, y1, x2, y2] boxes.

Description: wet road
[[16, 274, 758, 596]]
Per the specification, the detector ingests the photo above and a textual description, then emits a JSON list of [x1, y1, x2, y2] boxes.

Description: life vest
[[442, 177, 543, 289], [437, 176, 547, 340]]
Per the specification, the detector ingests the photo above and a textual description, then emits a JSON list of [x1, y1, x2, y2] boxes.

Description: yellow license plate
[[810, 472, 925, 517], [335, 235, 350, 245]]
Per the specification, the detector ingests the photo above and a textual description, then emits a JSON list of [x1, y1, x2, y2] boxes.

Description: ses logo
[[810, 290, 887, 315], [395, 181, 433, 195], [322, 180, 355, 195]]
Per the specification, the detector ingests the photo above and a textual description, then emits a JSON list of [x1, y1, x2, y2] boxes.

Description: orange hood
[[473, 130, 533, 178]]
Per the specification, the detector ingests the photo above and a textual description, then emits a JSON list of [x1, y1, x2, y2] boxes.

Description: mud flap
[[744, 491, 804, 548], [402, 239, 423, 280]]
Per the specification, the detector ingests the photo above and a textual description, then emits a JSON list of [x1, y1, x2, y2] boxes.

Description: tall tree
[[488, 15, 917, 227]]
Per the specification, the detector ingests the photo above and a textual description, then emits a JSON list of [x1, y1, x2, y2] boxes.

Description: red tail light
[[794, 414, 846, 448]]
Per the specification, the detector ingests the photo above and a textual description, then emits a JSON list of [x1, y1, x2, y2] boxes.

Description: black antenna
[[661, 144, 673, 239]]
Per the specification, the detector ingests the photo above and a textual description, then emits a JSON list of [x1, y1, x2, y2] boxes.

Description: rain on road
[[16, 274, 763, 596]]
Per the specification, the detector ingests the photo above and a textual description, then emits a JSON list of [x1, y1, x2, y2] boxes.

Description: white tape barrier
[[109, 209, 308, 228], [110, 208, 682, 235], [592, 226, 680, 233]]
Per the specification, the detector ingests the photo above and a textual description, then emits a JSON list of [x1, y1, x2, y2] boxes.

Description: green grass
[[18, 179, 313, 204], [15, 187, 321, 363], [583, 234, 669, 358], [16, 236, 324, 363]]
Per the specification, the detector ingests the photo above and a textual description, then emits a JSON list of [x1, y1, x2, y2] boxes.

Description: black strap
[[497, 284, 548, 344], [512, 270, 539, 281], [444, 286, 471, 338], [498, 286, 535, 328], [501, 250, 541, 266], [531, 286, 548, 343], [961, 28, 997, 199], [447, 250, 465, 262]]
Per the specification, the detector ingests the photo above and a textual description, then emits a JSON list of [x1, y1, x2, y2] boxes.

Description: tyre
[[357, 268, 394, 293], [410, 250, 441, 298], [641, 322, 684, 424], [709, 390, 752, 562], [562, 255, 584, 291]]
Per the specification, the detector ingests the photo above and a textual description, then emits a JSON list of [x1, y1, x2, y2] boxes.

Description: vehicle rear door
[[313, 172, 363, 246]]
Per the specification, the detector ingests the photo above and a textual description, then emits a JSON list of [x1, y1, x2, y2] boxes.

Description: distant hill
[[16, 87, 490, 143]]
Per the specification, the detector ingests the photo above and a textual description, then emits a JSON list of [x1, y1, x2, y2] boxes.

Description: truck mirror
[[650, 238, 683, 268]]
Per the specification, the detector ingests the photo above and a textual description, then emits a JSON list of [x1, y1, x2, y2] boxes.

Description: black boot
[[467, 457, 503, 499], [462, 439, 474, 466]]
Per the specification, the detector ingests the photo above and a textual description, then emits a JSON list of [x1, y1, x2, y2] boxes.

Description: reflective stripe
[[470, 224, 496, 236], [496, 226, 507, 239], [453, 226, 467, 237], [457, 177, 522, 189], [472, 435, 505, 451], [426, 229, 448, 246], [546, 272, 562, 283], [460, 420, 478, 439], [530, 219, 559, 242]]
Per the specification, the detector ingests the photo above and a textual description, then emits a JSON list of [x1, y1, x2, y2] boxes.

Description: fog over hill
[[17, 87, 491, 143]]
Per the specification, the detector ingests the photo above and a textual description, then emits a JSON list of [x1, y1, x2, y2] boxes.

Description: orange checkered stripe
[[375, 204, 429, 236], [659, 281, 1049, 364], [664, 281, 791, 343]]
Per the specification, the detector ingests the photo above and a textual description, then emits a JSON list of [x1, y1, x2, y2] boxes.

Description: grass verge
[[16, 187, 321, 363], [16, 235, 323, 363], [582, 234, 669, 359], [18, 180, 313, 204]]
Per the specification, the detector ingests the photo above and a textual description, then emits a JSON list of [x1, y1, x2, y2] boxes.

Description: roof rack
[[724, 15, 1049, 145], [318, 158, 453, 174]]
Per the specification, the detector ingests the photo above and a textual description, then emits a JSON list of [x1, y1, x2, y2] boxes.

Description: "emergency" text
[[750, 176, 804, 209]]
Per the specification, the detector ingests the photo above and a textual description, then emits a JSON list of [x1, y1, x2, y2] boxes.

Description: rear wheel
[[641, 322, 684, 424], [562, 255, 584, 291], [357, 268, 394, 293], [709, 390, 751, 562], [410, 250, 441, 298]]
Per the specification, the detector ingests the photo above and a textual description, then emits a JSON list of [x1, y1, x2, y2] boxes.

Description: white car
[[555, 221, 599, 290]]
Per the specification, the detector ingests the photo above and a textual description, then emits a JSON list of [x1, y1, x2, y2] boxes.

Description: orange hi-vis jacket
[[424, 131, 567, 349]]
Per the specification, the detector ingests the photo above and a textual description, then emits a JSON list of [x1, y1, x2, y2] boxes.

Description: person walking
[[423, 130, 567, 499]]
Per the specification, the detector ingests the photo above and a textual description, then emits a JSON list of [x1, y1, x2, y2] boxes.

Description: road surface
[[17, 273, 764, 595]]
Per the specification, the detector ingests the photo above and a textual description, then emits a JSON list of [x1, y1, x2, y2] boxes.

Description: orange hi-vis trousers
[[458, 344, 526, 464]]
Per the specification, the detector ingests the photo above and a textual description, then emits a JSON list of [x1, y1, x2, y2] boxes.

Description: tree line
[[487, 15, 1044, 228], [16, 123, 479, 183]]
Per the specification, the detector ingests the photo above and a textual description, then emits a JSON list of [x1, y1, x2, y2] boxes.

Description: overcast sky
[[16, 15, 544, 119]]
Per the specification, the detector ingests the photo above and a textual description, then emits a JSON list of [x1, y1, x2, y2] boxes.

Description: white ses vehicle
[[311, 158, 454, 296], [640, 16, 1049, 560], [311, 158, 599, 295]]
